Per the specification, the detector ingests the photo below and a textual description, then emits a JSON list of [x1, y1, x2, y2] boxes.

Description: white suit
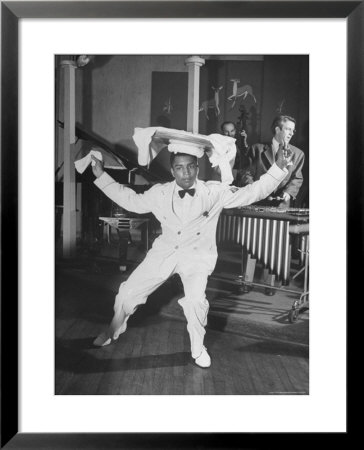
[[94, 163, 287, 358]]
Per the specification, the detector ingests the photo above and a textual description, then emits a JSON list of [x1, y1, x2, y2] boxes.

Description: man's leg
[[94, 256, 172, 346], [177, 272, 210, 364]]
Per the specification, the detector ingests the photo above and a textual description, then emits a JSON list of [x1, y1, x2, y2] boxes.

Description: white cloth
[[206, 133, 236, 184], [74, 150, 103, 174], [132, 127, 161, 166], [132, 127, 236, 184]]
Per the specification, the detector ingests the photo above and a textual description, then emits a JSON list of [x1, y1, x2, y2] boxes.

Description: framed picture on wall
[[1, 1, 360, 447]]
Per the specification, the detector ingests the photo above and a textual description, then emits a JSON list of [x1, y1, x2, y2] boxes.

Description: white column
[[60, 60, 77, 258], [185, 56, 205, 133]]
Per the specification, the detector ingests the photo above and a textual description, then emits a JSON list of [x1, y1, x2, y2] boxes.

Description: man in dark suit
[[241, 115, 305, 206]]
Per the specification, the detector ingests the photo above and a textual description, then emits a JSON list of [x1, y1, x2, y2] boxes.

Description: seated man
[[241, 115, 305, 207], [221, 121, 250, 187]]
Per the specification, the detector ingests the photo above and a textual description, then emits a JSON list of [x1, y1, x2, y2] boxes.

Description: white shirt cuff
[[269, 163, 288, 181]]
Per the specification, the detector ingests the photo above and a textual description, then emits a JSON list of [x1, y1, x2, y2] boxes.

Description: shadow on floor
[[56, 338, 191, 374]]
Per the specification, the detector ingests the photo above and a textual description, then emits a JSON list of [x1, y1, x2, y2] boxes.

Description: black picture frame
[[1, 1, 361, 448]]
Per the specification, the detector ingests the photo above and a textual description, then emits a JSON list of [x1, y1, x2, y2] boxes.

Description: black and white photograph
[[55, 54, 310, 395], [1, 0, 356, 444]]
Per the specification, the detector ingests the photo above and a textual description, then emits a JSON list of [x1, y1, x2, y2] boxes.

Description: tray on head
[[153, 129, 214, 150]]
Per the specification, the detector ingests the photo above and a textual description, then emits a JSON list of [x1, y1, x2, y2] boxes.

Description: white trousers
[[111, 254, 210, 359]]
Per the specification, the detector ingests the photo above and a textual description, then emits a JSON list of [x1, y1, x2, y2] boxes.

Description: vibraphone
[[216, 206, 309, 322]]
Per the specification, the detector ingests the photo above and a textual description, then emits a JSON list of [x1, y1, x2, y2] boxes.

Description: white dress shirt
[[173, 183, 198, 225]]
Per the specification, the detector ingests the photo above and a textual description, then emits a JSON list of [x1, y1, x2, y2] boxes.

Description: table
[[99, 217, 150, 270]]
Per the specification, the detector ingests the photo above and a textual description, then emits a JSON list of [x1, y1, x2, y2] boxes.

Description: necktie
[[178, 188, 195, 199]]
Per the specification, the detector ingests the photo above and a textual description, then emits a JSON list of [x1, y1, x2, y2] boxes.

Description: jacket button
[[175, 246, 179, 250], [178, 231, 181, 235], [197, 232, 200, 235]]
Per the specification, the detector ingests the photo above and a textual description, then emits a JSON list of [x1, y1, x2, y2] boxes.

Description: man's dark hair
[[170, 152, 198, 167], [271, 115, 296, 135], [220, 121, 236, 132]]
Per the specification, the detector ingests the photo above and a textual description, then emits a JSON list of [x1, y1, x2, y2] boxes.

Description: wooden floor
[[55, 256, 309, 395]]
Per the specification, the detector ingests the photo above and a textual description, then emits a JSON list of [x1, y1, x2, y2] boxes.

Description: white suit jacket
[[94, 164, 287, 277]]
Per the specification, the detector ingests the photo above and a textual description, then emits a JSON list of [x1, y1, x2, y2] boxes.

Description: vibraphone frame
[[216, 207, 309, 322]]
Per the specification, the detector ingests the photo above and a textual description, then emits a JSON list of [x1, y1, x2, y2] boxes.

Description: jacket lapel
[[262, 143, 275, 168], [196, 179, 212, 212], [162, 181, 183, 225]]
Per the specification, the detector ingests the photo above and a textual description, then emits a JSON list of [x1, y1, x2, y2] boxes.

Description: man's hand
[[275, 145, 293, 170], [91, 155, 104, 178], [282, 192, 291, 202]]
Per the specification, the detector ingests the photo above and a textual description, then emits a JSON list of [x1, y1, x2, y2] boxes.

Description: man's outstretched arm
[[220, 146, 290, 209], [91, 155, 154, 214]]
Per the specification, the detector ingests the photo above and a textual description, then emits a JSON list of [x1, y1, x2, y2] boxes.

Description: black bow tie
[[178, 188, 195, 199]]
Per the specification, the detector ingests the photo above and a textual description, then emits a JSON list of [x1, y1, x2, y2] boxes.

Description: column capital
[[185, 56, 205, 67], [59, 60, 77, 69]]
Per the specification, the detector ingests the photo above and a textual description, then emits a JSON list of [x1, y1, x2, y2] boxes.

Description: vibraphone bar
[[216, 206, 309, 286]]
